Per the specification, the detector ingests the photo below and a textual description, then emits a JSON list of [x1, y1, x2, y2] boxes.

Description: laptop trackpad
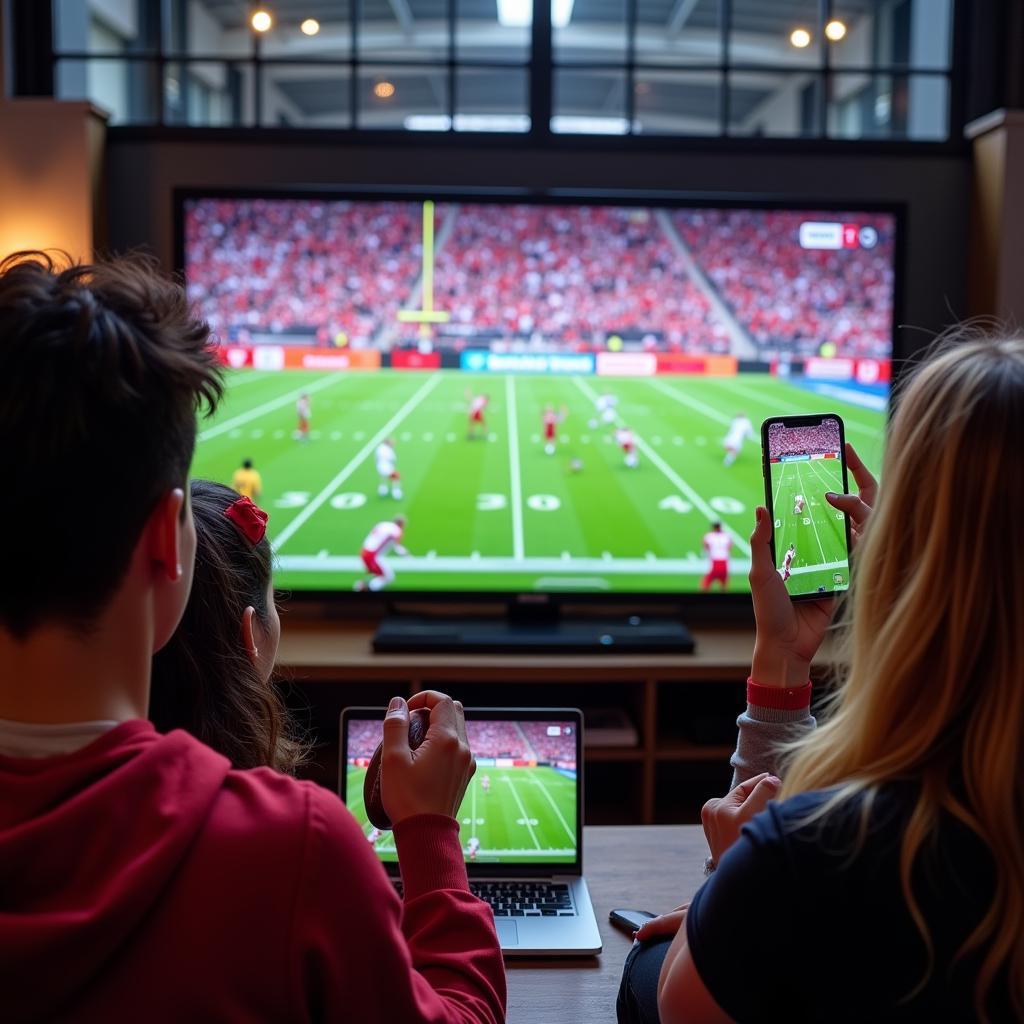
[[496, 920, 519, 947]]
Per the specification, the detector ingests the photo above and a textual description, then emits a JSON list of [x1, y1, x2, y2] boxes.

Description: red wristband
[[747, 676, 812, 710]]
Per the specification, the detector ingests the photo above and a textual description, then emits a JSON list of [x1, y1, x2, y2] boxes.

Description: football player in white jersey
[[467, 392, 489, 440], [700, 521, 733, 591], [589, 392, 618, 429], [354, 515, 408, 592], [793, 493, 805, 515], [723, 412, 755, 467], [780, 543, 797, 581], [375, 437, 402, 499], [615, 426, 639, 468], [294, 392, 311, 441]]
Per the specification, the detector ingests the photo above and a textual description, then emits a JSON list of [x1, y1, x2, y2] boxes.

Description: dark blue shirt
[[685, 786, 1012, 1022]]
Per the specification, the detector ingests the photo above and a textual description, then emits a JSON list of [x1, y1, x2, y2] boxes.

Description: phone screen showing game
[[763, 415, 851, 599]]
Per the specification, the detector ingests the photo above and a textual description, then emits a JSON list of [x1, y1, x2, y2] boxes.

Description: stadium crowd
[[768, 418, 842, 458], [185, 199, 421, 345], [673, 209, 895, 358], [428, 205, 732, 353], [347, 719, 384, 760], [465, 720, 529, 759], [519, 722, 576, 767], [186, 199, 893, 360]]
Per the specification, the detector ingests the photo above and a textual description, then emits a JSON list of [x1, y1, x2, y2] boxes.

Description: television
[[179, 189, 898, 604]]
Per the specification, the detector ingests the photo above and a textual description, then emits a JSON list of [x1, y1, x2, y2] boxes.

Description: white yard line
[[648, 378, 732, 426], [222, 371, 277, 389], [199, 373, 343, 441], [505, 375, 525, 561], [277, 554, 750, 574], [799, 465, 828, 565], [504, 776, 542, 849], [532, 776, 576, 845], [272, 375, 441, 552], [573, 377, 752, 557], [788, 558, 847, 576], [716, 378, 879, 436], [804, 454, 843, 496], [772, 459, 787, 513]]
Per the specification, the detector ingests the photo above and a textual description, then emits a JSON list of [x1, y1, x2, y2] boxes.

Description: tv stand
[[373, 607, 694, 654]]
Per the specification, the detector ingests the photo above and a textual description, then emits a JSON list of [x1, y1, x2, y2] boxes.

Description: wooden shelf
[[584, 746, 645, 762], [278, 620, 838, 824]]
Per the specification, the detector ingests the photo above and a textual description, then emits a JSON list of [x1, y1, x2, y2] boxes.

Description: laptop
[[340, 706, 603, 957]]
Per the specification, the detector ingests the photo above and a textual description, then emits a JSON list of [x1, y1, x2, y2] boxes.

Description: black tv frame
[[174, 185, 905, 616]]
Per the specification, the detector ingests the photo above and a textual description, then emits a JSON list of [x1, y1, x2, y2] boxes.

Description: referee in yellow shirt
[[231, 459, 262, 500]]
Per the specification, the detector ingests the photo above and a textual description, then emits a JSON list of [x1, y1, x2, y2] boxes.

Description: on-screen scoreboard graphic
[[184, 194, 894, 595]]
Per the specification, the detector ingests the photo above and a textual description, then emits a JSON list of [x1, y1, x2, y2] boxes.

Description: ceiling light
[[497, 0, 530, 27], [825, 19, 847, 41], [789, 27, 811, 48], [550, 115, 630, 135], [404, 114, 531, 132], [251, 9, 273, 32], [374, 80, 397, 99], [300, 18, 320, 35], [497, 0, 574, 29], [552, 0, 575, 28]]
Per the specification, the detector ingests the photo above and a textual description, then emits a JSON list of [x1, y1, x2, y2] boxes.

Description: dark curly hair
[[0, 250, 222, 636], [150, 480, 306, 773]]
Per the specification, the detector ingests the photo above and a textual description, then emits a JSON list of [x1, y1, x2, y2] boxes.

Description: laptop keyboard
[[393, 879, 576, 917]]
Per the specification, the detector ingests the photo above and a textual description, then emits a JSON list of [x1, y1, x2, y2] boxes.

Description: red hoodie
[[0, 720, 506, 1023]]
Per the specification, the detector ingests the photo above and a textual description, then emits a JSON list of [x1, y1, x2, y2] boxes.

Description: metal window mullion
[[720, 0, 731, 135], [448, 0, 457, 130], [351, 0, 360, 129], [530, 0, 553, 139], [818, 0, 831, 138], [155, 52, 166, 126], [625, 0, 637, 132]]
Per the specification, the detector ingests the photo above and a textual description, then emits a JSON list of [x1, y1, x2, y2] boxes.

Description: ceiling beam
[[667, 0, 700, 37]]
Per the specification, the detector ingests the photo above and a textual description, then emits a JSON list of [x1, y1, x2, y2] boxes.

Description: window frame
[[23, 0, 967, 147]]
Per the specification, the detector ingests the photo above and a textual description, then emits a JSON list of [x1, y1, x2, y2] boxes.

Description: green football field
[[345, 764, 578, 864], [769, 457, 850, 597], [190, 368, 885, 593]]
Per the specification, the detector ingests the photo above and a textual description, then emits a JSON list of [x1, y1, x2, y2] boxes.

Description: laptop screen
[[344, 713, 579, 865]]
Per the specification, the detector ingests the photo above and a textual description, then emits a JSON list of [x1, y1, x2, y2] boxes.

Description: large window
[[43, 0, 955, 138]]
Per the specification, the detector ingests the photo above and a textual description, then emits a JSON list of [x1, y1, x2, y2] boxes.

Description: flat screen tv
[[178, 190, 898, 600]]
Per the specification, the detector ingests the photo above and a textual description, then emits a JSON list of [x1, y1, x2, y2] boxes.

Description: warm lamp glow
[[825, 19, 847, 41], [790, 27, 811, 48], [251, 10, 273, 32], [300, 18, 320, 35], [374, 80, 397, 99]]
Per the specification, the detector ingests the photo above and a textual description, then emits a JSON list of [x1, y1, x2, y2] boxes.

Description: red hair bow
[[224, 496, 269, 546]]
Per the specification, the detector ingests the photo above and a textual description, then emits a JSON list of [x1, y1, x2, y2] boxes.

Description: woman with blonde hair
[[623, 332, 1023, 1023]]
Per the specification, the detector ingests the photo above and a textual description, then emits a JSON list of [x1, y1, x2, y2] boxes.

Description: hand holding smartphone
[[760, 414, 852, 601]]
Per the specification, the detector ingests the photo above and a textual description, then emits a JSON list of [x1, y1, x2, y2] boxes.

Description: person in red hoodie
[[0, 251, 506, 1024]]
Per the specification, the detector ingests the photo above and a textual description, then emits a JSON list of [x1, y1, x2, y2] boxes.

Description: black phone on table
[[761, 413, 852, 601], [609, 908, 656, 936]]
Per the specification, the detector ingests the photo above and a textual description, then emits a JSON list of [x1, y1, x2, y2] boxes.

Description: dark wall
[[105, 138, 971, 359]]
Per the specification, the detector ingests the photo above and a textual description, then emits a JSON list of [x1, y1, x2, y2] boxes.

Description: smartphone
[[761, 413, 852, 601], [609, 908, 656, 936]]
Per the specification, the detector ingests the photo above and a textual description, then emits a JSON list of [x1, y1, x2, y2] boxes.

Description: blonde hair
[[781, 329, 1024, 1021]]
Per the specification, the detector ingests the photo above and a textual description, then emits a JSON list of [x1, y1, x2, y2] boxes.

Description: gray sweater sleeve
[[729, 702, 817, 789]]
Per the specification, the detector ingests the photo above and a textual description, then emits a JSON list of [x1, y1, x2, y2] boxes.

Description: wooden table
[[506, 825, 708, 1024]]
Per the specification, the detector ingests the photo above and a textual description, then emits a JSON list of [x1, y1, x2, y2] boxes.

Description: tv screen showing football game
[[183, 193, 895, 595], [345, 716, 578, 864], [765, 417, 850, 598]]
